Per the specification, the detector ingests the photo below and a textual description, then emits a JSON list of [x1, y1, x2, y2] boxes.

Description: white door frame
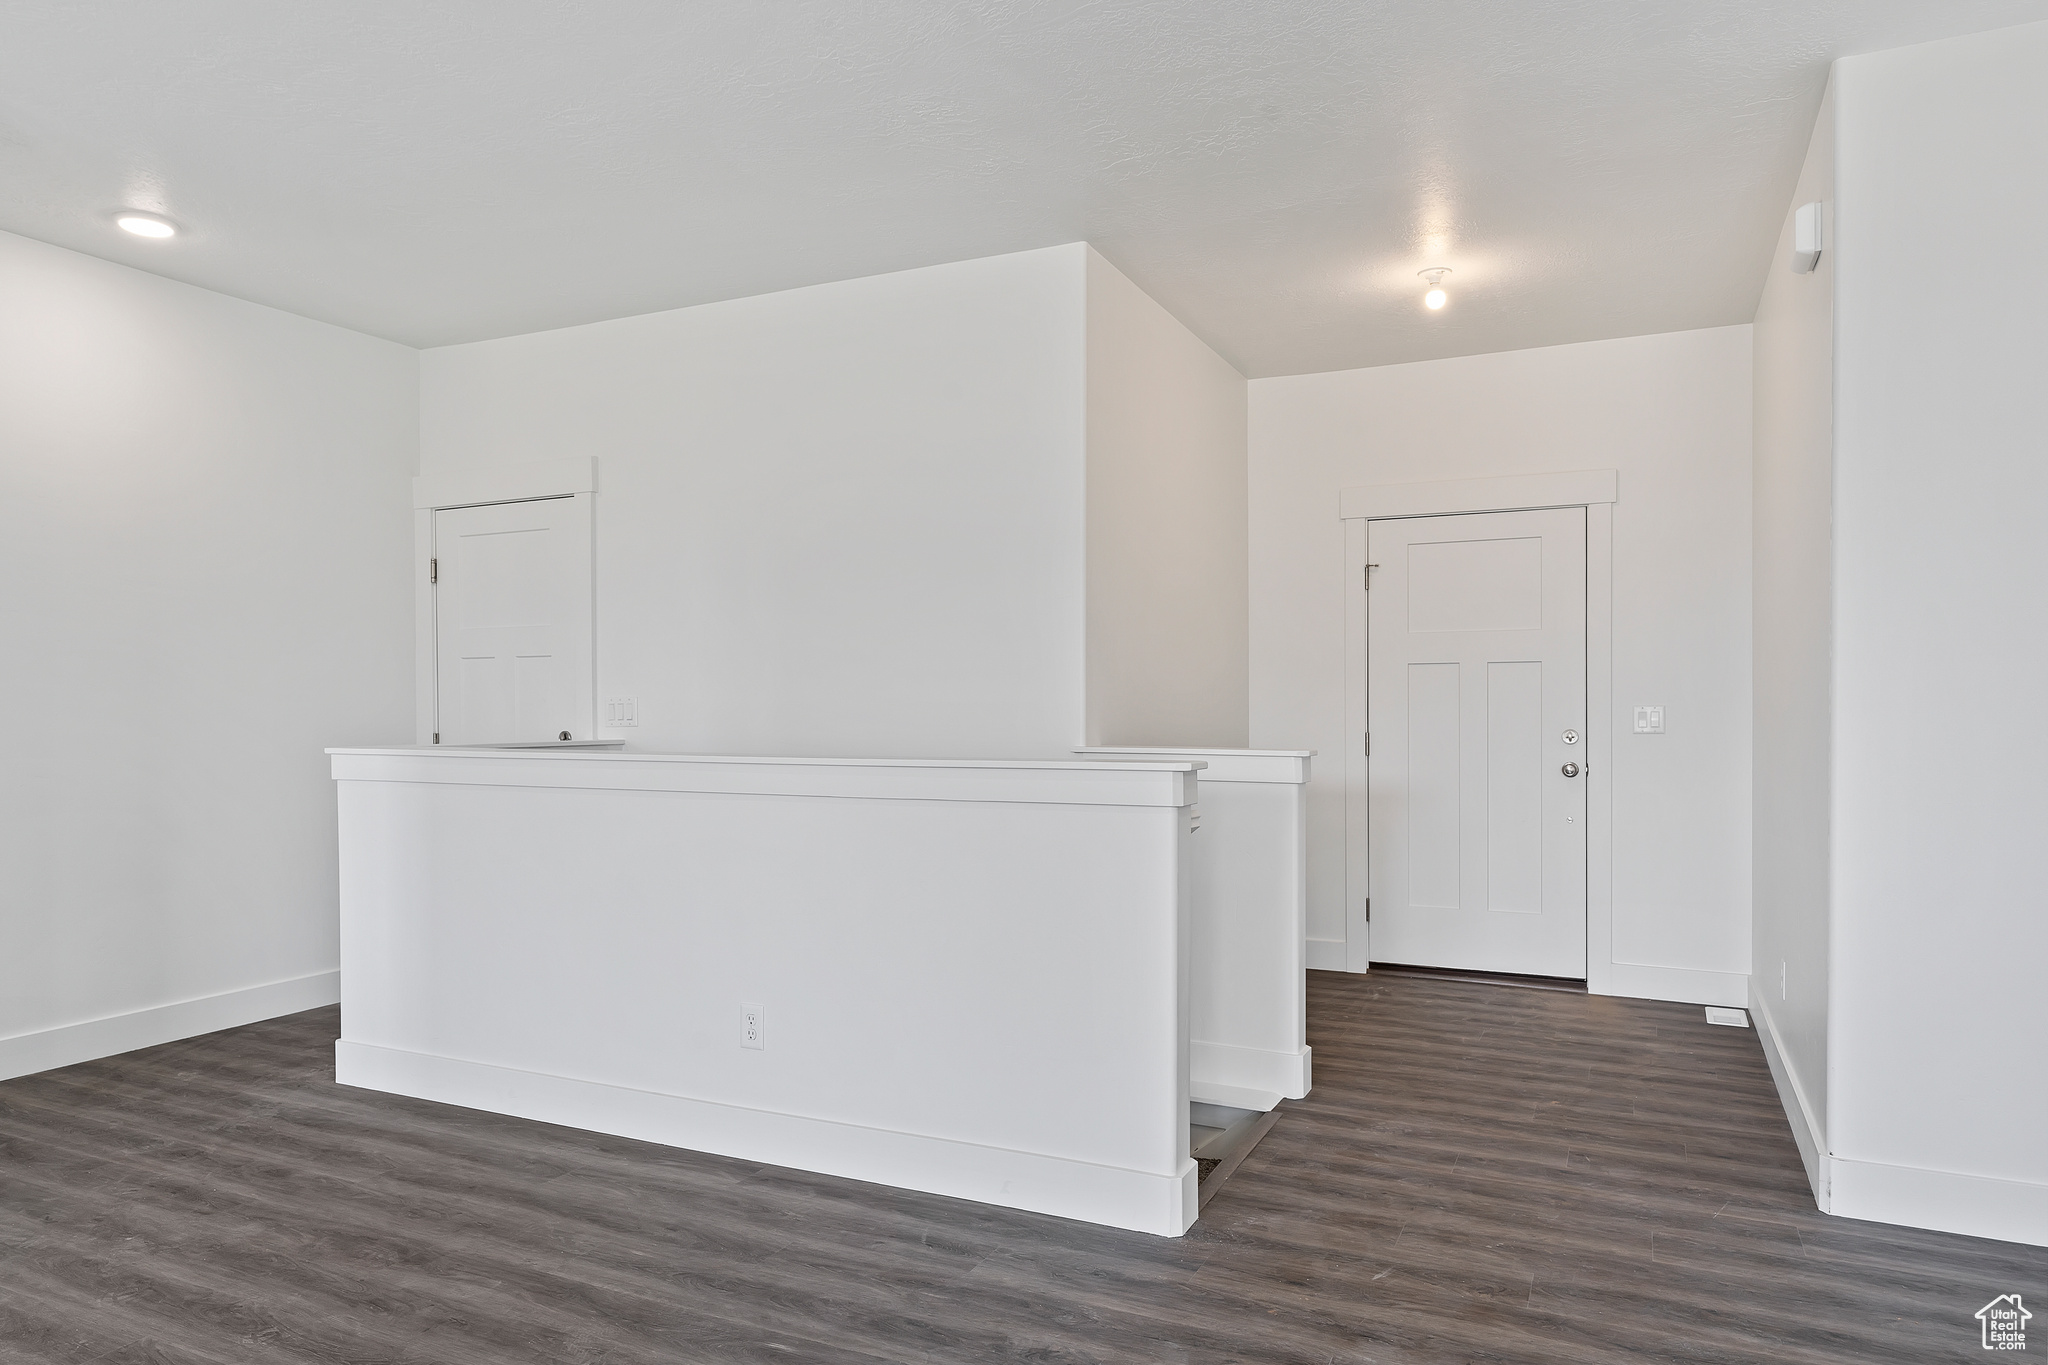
[[1340, 470, 1617, 993], [412, 457, 598, 745]]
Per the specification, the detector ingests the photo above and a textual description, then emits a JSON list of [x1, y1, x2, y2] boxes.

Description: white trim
[[1343, 516, 1371, 969], [1191, 1038, 1311, 1101], [1750, 982, 1829, 1210], [0, 970, 340, 1083], [413, 508, 436, 745], [1830, 1157, 2048, 1249], [1340, 473, 1617, 988], [1190, 1080, 1284, 1113], [331, 747, 1202, 808], [1601, 962, 1747, 1007], [1755, 978, 2048, 1245], [1306, 938, 1347, 972], [336, 1040, 1199, 1237], [469, 739, 626, 750], [1075, 748, 1312, 784], [1584, 502, 1616, 995], [412, 456, 596, 510], [333, 746, 1203, 773], [1338, 468, 1617, 521]]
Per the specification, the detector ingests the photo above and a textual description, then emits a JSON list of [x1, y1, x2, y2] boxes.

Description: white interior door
[[1367, 507, 1587, 977], [433, 496, 593, 745]]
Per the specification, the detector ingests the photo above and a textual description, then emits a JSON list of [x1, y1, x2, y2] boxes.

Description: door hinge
[[1364, 897, 1371, 923], [1363, 732, 1370, 757], [430, 557, 438, 584], [432, 732, 440, 744]]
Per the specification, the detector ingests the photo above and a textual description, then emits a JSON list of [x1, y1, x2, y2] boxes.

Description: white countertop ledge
[[1074, 746, 1312, 784], [328, 746, 1203, 807]]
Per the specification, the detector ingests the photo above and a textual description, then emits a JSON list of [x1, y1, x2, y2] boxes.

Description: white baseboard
[[1191, 1080, 1283, 1112], [335, 1040, 1199, 1237], [0, 970, 341, 1083], [1831, 1156, 2048, 1249], [1745, 982, 2045, 1247], [1749, 982, 1828, 1210], [1305, 938, 1347, 972], [1597, 962, 1747, 1007], [1191, 1038, 1311, 1100]]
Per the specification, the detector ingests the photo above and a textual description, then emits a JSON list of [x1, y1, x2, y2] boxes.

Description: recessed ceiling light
[[116, 213, 178, 239]]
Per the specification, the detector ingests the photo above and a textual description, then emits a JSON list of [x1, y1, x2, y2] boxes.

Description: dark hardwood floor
[[2, 971, 2041, 1363]]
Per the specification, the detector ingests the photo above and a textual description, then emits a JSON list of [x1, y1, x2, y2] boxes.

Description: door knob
[[1561, 762, 1581, 777]]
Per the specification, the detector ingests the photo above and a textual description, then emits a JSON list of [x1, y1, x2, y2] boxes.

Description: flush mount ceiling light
[[115, 212, 178, 239], [1418, 267, 1451, 310]]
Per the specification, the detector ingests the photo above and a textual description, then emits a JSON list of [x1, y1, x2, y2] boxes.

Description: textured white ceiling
[[4, 1, 2044, 375]]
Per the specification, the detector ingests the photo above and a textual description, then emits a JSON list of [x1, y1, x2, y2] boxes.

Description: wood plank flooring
[[2, 970, 2041, 1363]]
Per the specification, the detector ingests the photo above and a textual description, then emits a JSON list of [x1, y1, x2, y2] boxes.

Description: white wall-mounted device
[[1791, 201, 1824, 273]]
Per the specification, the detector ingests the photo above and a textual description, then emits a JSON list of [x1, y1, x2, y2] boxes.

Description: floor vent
[[1704, 1006, 1750, 1028]]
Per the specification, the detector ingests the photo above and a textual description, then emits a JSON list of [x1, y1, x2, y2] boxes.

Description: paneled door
[[1367, 507, 1587, 977], [433, 496, 592, 745]]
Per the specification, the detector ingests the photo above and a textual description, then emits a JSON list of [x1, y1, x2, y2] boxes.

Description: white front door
[[1367, 507, 1587, 977], [433, 496, 592, 745]]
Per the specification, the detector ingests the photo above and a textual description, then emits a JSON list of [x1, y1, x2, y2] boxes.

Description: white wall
[[0, 229, 417, 1078], [1826, 24, 2048, 1241], [1083, 249, 1249, 748], [1249, 327, 1753, 995], [333, 748, 1200, 1235], [421, 245, 1090, 761], [1750, 81, 1836, 1191]]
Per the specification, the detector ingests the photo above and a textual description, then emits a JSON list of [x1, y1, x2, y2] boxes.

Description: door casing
[[1339, 470, 1616, 993]]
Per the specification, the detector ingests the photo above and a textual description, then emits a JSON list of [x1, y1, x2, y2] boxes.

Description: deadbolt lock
[[1561, 762, 1581, 778], [1562, 729, 1579, 744]]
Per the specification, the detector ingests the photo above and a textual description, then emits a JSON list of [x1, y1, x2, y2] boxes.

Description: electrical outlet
[[740, 1003, 764, 1050], [604, 697, 638, 727], [1633, 706, 1665, 734]]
